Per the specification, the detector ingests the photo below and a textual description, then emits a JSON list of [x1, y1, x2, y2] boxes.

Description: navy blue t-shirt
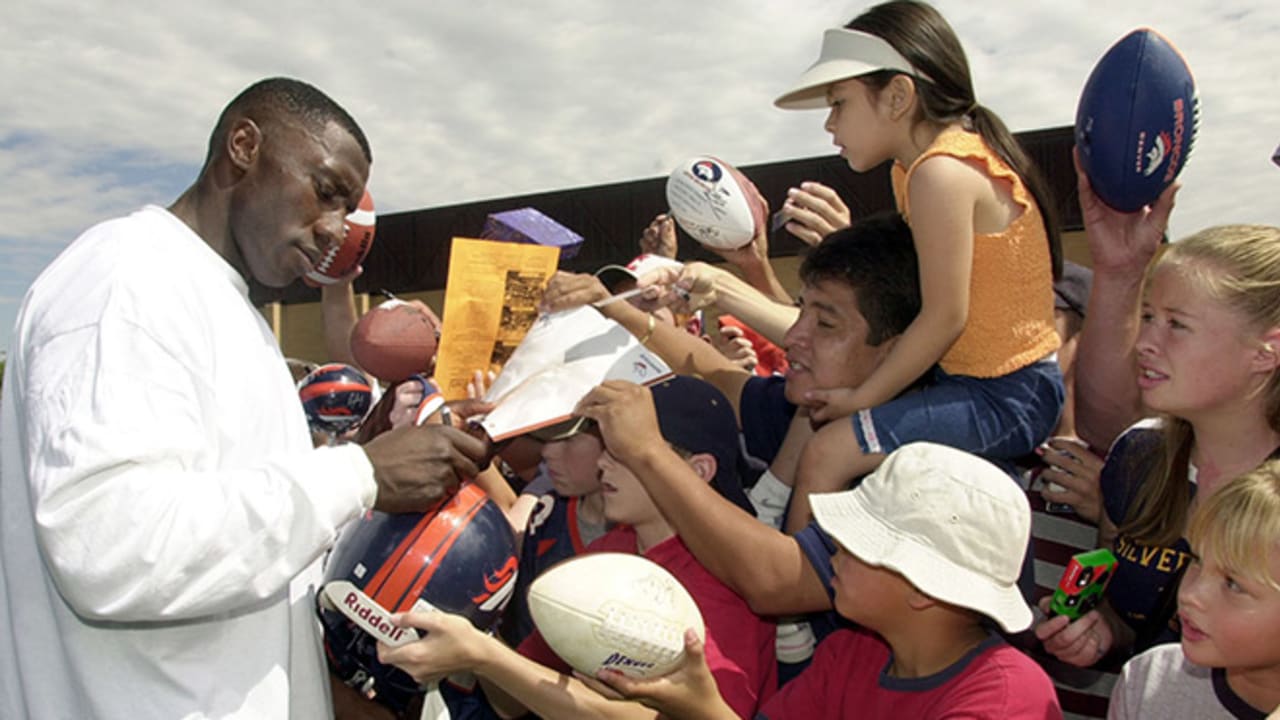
[[501, 492, 605, 647], [1100, 422, 1193, 650], [793, 522, 852, 642], [740, 375, 796, 466]]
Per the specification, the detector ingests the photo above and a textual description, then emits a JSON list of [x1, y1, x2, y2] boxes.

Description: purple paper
[[480, 207, 584, 260]]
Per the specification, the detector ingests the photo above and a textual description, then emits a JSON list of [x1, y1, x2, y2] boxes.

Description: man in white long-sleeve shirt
[[0, 77, 489, 719]]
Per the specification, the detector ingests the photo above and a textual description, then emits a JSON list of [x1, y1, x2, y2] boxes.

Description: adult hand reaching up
[[639, 213, 679, 259]]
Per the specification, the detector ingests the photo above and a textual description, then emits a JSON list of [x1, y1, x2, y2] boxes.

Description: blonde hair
[[1187, 460, 1280, 593], [1121, 224, 1280, 547]]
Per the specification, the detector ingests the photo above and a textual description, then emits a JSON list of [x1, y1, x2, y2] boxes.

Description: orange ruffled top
[[892, 126, 1060, 378]]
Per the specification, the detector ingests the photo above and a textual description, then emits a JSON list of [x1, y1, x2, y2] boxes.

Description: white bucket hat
[[809, 442, 1033, 632], [775, 28, 930, 110]]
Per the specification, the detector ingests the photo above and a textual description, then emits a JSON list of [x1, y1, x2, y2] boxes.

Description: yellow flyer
[[434, 238, 560, 400]]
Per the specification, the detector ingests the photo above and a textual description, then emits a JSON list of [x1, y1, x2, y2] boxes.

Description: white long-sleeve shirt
[[0, 206, 377, 719]]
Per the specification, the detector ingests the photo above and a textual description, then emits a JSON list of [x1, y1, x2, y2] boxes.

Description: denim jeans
[[851, 359, 1065, 461]]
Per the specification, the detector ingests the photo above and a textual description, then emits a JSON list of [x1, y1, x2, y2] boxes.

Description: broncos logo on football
[[1143, 131, 1170, 177]]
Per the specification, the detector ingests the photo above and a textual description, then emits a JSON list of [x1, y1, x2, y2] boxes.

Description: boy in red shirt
[[589, 442, 1062, 719]]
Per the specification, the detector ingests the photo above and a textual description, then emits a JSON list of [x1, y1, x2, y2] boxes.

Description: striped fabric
[[1020, 469, 1121, 719]]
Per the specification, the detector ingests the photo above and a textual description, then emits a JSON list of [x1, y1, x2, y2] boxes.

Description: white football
[[665, 156, 766, 250], [527, 552, 705, 678]]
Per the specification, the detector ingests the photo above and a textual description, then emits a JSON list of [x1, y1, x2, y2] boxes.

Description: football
[[305, 188, 377, 286], [349, 299, 441, 383], [318, 482, 519, 713], [527, 552, 705, 678], [297, 363, 374, 437], [1075, 28, 1198, 213], [665, 156, 766, 250]]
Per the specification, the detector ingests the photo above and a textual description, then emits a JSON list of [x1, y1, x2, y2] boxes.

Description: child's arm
[[804, 157, 975, 423], [379, 611, 659, 720], [786, 419, 884, 533], [320, 274, 362, 368], [692, 186, 794, 305], [637, 263, 799, 349], [460, 369, 530, 534], [575, 381, 833, 616], [540, 271, 758, 421], [541, 261, 797, 353]]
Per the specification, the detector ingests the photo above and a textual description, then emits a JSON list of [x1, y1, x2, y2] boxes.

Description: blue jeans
[[851, 359, 1064, 461]]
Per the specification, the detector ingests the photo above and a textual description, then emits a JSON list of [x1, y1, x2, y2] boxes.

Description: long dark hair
[[847, 0, 1062, 278]]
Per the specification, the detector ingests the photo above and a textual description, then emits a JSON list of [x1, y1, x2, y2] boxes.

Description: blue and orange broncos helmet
[[297, 363, 374, 436], [318, 482, 518, 713]]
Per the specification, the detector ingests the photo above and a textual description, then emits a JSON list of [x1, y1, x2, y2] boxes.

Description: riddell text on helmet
[[342, 590, 412, 645]]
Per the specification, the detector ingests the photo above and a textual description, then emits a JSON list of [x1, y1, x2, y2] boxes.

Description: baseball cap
[[595, 254, 684, 294], [809, 442, 1033, 632], [528, 416, 594, 443], [775, 28, 933, 110], [1053, 261, 1094, 318], [648, 376, 753, 514]]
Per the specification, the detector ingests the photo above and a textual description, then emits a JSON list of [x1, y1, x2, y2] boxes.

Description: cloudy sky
[[2, 0, 1277, 354]]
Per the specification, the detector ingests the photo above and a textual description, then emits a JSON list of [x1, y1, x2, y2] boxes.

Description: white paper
[[477, 306, 673, 441]]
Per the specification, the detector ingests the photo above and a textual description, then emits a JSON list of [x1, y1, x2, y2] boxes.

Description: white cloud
[[1, 0, 1278, 348]]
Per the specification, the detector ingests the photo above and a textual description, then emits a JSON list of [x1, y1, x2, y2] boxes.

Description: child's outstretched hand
[[466, 369, 498, 401], [800, 386, 866, 425], [1033, 596, 1117, 668], [377, 610, 489, 685], [578, 629, 736, 720]]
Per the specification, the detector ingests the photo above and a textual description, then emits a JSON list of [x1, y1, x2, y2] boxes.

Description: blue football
[[1075, 28, 1198, 213]]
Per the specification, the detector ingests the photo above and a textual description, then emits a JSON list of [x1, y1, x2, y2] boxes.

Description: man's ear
[[225, 117, 262, 171], [686, 453, 717, 484]]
